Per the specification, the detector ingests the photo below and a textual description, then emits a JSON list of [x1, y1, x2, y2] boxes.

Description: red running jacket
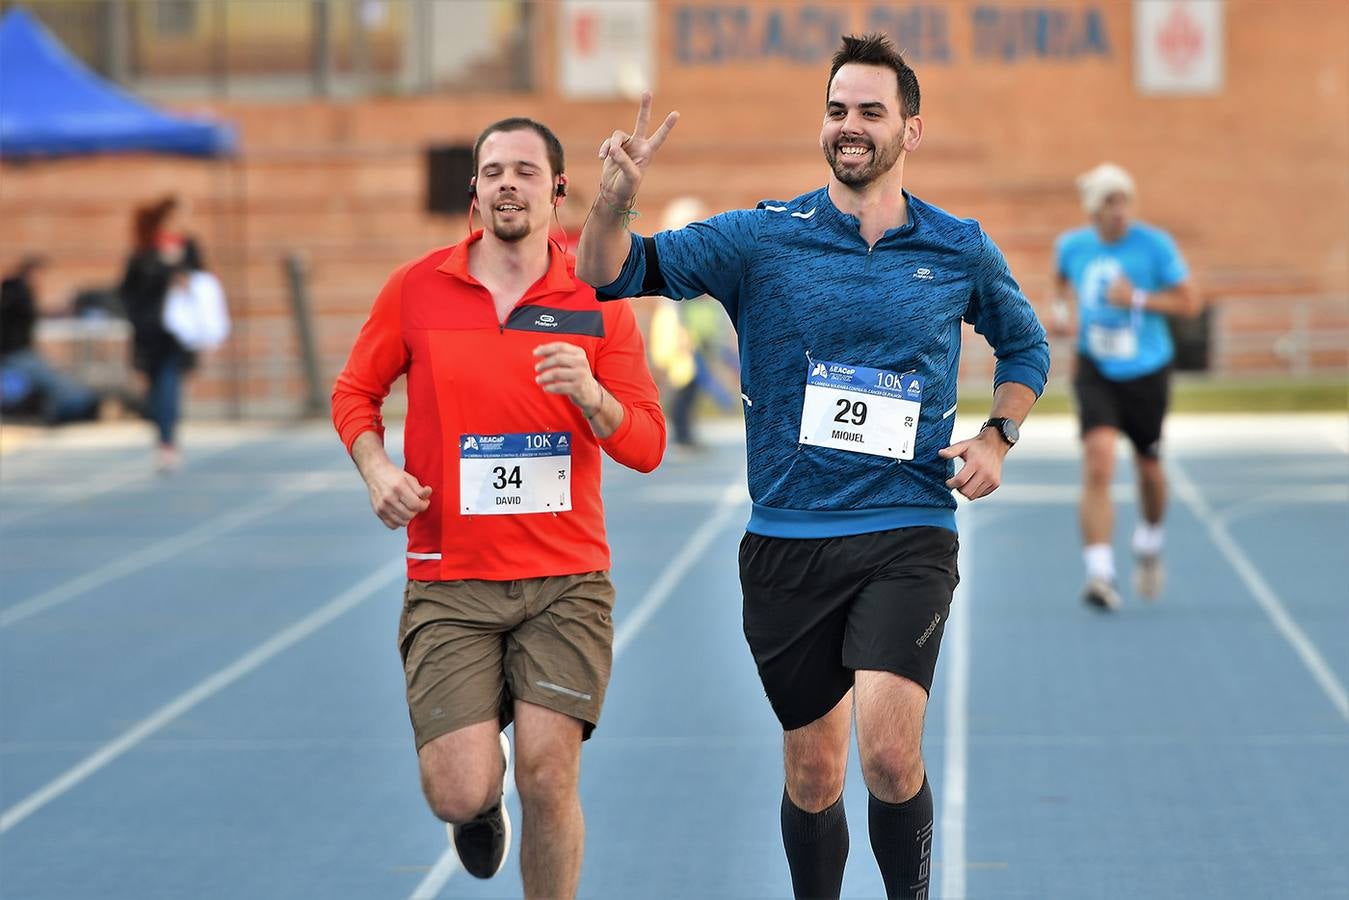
[[333, 233, 665, 581]]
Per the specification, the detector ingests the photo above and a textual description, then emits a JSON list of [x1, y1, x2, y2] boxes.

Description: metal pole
[[105, 0, 129, 84], [401, 0, 425, 93], [283, 253, 327, 419], [312, 0, 333, 98], [352, 0, 370, 92], [212, 0, 228, 99]]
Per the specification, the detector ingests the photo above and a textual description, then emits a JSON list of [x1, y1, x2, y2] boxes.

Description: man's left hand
[[939, 429, 1009, 500], [534, 342, 602, 415]]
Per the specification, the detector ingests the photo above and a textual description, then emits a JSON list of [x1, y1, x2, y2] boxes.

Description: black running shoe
[[449, 733, 511, 879]]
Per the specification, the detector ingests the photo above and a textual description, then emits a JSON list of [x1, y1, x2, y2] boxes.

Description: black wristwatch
[[981, 417, 1020, 448]]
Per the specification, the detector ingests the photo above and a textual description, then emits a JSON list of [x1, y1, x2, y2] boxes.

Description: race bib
[[798, 360, 923, 461], [1087, 323, 1138, 360], [459, 431, 572, 515]]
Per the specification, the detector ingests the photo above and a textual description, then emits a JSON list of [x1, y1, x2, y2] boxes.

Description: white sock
[[1083, 544, 1115, 581], [1132, 522, 1164, 557]]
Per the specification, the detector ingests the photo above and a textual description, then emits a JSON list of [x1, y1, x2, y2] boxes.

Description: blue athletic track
[[2, 413, 1346, 899]]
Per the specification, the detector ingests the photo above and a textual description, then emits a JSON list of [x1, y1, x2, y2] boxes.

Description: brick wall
[[2, 0, 1345, 417]]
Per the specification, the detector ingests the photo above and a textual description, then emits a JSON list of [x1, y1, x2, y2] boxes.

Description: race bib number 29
[[798, 361, 923, 461], [459, 432, 571, 515]]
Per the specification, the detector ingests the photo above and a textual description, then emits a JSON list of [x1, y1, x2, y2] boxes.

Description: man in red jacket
[[332, 118, 664, 899]]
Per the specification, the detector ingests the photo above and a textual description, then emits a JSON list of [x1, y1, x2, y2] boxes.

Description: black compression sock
[[780, 787, 849, 900], [868, 778, 934, 900]]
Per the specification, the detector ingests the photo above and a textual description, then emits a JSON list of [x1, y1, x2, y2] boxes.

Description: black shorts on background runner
[[1073, 353, 1171, 458], [739, 525, 959, 731]]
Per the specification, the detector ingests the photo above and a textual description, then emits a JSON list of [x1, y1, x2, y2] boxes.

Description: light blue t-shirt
[[1055, 222, 1189, 380], [597, 188, 1050, 539]]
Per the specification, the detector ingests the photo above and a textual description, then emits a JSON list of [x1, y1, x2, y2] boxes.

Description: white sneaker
[[1134, 554, 1164, 600], [1082, 577, 1122, 612], [154, 444, 182, 474], [448, 732, 512, 879]]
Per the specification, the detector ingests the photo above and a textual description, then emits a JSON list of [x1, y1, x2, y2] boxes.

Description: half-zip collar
[[435, 229, 578, 301], [817, 188, 919, 249]]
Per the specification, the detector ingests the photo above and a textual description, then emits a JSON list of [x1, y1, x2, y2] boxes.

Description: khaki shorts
[[398, 572, 615, 749]]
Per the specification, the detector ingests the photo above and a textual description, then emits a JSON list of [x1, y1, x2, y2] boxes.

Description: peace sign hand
[[597, 91, 679, 209]]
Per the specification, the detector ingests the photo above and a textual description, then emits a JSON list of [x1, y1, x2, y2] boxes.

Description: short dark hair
[[472, 118, 565, 179], [827, 33, 920, 119]]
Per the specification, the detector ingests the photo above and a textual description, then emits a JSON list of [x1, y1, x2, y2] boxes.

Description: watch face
[[986, 418, 1018, 445]]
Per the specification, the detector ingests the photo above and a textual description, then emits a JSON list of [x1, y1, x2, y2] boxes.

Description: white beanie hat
[[1076, 163, 1136, 215]]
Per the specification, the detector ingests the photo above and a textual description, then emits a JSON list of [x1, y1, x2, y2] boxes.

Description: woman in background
[[120, 195, 194, 472]]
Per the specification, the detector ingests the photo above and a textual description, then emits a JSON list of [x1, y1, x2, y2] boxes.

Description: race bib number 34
[[460, 432, 572, 515], [798, 361, 923, 461]]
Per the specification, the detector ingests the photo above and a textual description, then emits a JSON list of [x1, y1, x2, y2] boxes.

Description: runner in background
[[1052, 162, 1202, 611]]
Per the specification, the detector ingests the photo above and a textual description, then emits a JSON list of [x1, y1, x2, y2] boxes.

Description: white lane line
[[1171, 460, 1349, 721], [632, 483, 749, 504], [0, 557, 404, 834], [0, 433, 267, 528], [0, 469, 344, 629], [1, 470, 351, 495], [407, 478, 748, 900], [940, 504, 972, 900], [983, 483, 1133, 505], [614, 480, 748, 657], [1213, 484, 1349, 525], [968, 482, 1347, 508]]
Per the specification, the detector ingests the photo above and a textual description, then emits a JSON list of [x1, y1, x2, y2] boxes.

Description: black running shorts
[[739, 525, 959, 732], [1073, 353, 1171, 458]]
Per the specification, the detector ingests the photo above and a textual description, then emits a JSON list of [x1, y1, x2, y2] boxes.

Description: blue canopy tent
[[0, 7, 235, 158]]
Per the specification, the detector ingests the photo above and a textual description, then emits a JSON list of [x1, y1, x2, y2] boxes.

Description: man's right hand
[[1049, 297, 1074, 337], [596, 91, 679, 208], [364, 461, 432, 530], [351, 433, 431, 530]]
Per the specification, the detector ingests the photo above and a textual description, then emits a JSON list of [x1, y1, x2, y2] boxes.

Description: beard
[[489, 215, 530, 242], [823, 133, 905, 187]]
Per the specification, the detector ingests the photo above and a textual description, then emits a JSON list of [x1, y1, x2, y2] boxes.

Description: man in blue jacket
[[1053, 163, 1201, 611], [577, 33, 1049, 900]]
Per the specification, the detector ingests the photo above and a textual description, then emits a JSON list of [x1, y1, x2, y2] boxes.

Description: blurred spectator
[[0, 255, 100, 424], [120, 195, 197, 472], [646, 300, 698, 445], [653, 197, 737, 449]]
